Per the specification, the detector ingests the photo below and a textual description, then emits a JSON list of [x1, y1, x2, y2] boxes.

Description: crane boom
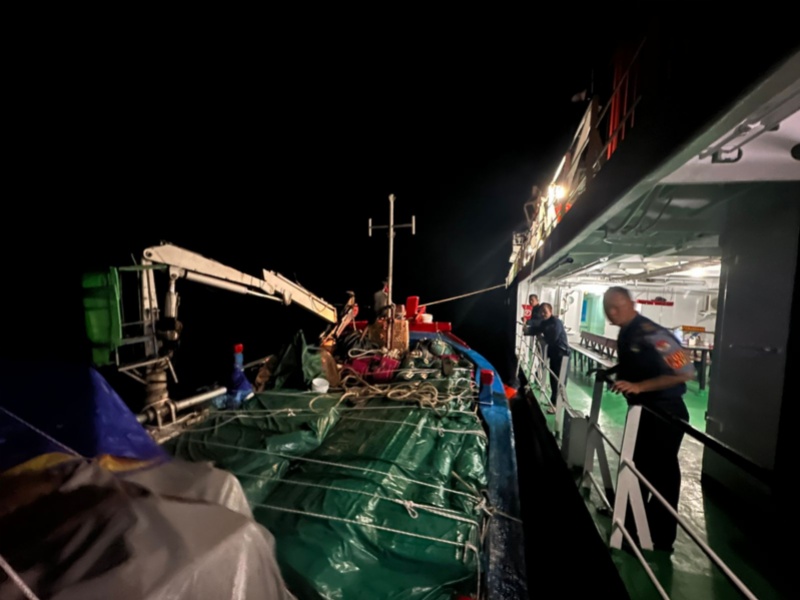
[[142, 243, 337, 323]]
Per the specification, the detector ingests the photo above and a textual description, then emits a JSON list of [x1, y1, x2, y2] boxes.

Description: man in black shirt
[[526, 302, 570, 413], [373, 278, 391, 322], [603, 286, 694, 551], [527, 294, 544, 328]]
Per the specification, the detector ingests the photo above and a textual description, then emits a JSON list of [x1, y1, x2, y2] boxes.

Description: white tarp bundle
[[0, 457, 296, 600]]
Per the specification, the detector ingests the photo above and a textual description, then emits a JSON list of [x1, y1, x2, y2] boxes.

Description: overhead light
[[548, 184, 566, 202]]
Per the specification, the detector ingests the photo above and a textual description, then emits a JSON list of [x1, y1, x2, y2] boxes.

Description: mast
[[368, 194, 415, 326], [388, 193, 395, 307], [369, 194, 417, 338]]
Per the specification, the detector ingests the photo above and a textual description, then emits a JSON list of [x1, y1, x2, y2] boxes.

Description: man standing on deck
[[525, 302, 569, 414], [523, 294, 544, 327], [603, 286, 694, 552], [373, 278, 391, 322]]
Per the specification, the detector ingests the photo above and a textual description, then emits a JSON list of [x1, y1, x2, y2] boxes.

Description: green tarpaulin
[[170, 391, 487, 599]]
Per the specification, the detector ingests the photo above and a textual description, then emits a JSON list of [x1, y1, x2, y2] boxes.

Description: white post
[[368, 194, 415, 320], [582, 372, 614, 496], [388, 193, 395, 308], [609, 405, 652, 550], [141, 260, 159, 359], [554, 354, 570, 436]]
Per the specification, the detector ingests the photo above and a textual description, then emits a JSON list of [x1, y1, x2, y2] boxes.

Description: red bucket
[[406, 296, 420, 318]]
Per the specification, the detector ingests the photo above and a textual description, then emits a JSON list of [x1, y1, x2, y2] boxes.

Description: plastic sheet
[[270, 330, 324, 390], [258, 402, 486, 598], [170, 392, 343, 504], [0, 360, 166, 472], [171, 390, 488, 599], [120, 456, 253, 517], [0, 458, 295, 600]]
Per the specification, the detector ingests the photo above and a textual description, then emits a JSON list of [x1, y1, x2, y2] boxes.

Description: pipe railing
[[517, 333, 578, 438], [617, 442, 759, 600], [592, 377, 761, 599], [641, 402, 773, 487], [509, 38, 648, 288], [514, 341, 767, 599]]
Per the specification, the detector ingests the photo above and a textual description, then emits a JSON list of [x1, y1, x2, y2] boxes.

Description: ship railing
[[591, 37, 646, 177], [512, 36, 647, 280], [580, 368, 768, 600], [516, 333, 578, 438], [515, 336, 768, 599]]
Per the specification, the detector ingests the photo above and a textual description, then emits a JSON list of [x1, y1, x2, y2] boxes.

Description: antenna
[[368, 194, 415, 308]]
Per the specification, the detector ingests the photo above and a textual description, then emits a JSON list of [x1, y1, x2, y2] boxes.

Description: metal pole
[[137, 386, 227, 424], [388, 194, 395, 307]]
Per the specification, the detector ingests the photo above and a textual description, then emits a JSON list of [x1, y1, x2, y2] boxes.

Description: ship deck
[[531, 367, 792, 599]]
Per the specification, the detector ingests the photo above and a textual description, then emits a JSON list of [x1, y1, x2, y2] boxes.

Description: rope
[[474, 491, 523, 524], [251, 389, 339, 399], [451, 470, 479, 495], [420, 283, 506, 308], [346, 348, 389, 359], [253, 502, 479, 552], [227, 405, 478, 416], [336, 372, 464, 413], [451, 471, 521, 524], [194, 439, 479, 502], [472, 540, 482, 600], [0, 554, 40, 600], [232, 471, 480, 526], [0, 407, 83, 458], [341, 415, 487, 438]]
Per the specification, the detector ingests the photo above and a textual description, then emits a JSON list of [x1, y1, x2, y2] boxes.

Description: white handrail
[[514, 342, 763, 600], [620, 456, 759, 600]]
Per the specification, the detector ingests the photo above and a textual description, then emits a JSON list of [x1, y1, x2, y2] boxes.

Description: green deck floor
[[533, 366, 789, 600]]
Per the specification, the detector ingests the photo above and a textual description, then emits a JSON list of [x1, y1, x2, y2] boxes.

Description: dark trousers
[[548, 354, 569, 408], [625, 399, 688, 548]]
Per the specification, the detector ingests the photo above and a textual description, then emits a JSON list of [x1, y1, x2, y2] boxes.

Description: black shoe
[[653, 543, 674, 554]]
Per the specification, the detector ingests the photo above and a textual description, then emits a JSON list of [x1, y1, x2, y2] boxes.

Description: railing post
[[581, 372, 614, 498], [609, 405, 652, 550], [537, 341, 548, 390], [554, 354, 569, 436]]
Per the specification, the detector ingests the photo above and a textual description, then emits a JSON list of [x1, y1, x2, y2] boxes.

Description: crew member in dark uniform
[[372, 278, 391, 322], [603, 286, 694, 552], [526, 294, 544, 328], [525, 302, 570, 413]]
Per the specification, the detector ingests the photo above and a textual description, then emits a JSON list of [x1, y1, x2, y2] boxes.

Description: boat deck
[[536, 367, 791, 599]]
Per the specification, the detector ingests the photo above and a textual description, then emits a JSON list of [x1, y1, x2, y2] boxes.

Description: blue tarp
[[0, 360, 166, 472]]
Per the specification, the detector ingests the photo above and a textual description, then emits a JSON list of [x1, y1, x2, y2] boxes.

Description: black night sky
[[8, 23, 620, 392], [12, 15, 792, 401]]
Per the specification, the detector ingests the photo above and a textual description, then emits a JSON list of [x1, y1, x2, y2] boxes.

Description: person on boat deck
[[523, 294, 544, 327], [525, 302, 569, 414], [372, 278, 392, 321], [603, 286, 694, 552]]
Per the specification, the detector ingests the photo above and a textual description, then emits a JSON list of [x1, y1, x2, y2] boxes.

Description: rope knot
[[462, 541, 480, 564], [403, 500, 419, 519], [475, 497, 493, 517]]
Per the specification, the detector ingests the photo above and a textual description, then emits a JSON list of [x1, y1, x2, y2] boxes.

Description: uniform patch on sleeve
[[655, 339, 671, 354], [665, 349, 690, 370]]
